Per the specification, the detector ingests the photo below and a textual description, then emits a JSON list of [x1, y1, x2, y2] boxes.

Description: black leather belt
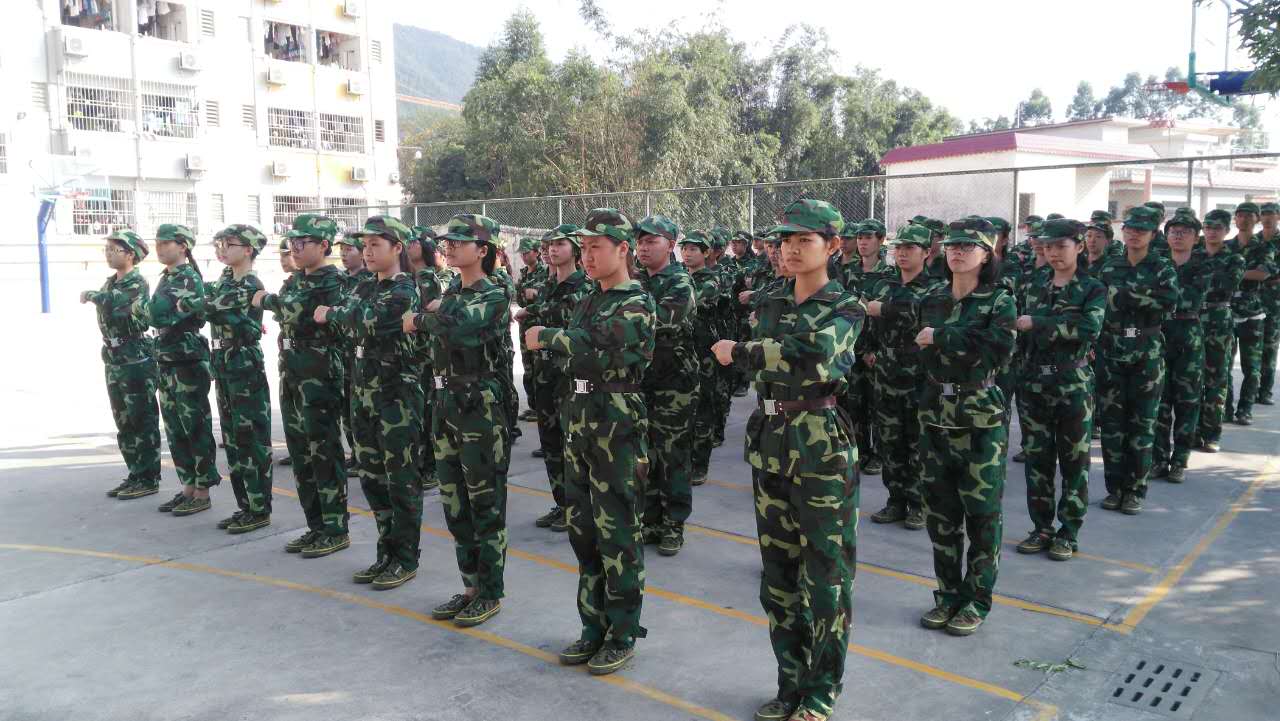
[[433, 373, 494, 390], [1106, 325, 1161, 339], [760, 396, 837, 416], [1203, 301, 1231, 309], [1170, 312, 1200, 321], [929, 377, 995, 396], [572, 379, 640, 394], [211, 338, 255, 351], [104, 335, 146, 348], [280, 338, 326, 350], [1031, 359, 1089, 375]]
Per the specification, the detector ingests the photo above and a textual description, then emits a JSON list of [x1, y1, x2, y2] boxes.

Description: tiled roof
[[882, 132, 1161, 165]]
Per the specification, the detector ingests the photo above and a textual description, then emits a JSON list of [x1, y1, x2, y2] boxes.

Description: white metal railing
[[267, 108, 315, 150], [141, 81, 199, 139], [319, 113, 365, 153], [72, 188, 135, 236], [65, 72, 134, 133]]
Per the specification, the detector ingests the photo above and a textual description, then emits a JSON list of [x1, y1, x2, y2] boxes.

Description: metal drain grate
[[1107, 657, 1219, 718]]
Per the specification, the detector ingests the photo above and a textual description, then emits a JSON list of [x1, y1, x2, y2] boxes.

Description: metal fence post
[[748, 187, 755, 234], [1186, 159, 1195, 210], [1010, 169, 1020, 225], [557, 198, 563, 225], [645, 192, 651, 217], [481, 202, 487, 216], [868, 178, 876, 220]]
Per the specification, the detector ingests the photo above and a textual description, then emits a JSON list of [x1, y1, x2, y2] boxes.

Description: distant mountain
[[393, 24, 482, 106]]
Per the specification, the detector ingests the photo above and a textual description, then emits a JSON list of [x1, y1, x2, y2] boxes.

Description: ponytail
[[185, 245, 202, 278], [481, 243, 498, 275], [397, 241, 412, 274]]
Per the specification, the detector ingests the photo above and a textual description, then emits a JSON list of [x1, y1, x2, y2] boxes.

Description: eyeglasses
[[288, 238, 322, 250], [213, 240, 250, 250], [945, 243, 981, 253], [441, 238, 478, 248], [103, 245, 129, 254]]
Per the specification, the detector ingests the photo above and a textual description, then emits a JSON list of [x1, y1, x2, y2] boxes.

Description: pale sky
[[392, 0, 1277, 146]]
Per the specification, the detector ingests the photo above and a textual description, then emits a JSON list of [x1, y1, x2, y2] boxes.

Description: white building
[[880, 117, 1279, 232], [0, 0, 402, 307]]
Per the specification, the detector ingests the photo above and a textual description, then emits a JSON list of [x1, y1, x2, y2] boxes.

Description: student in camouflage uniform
[[1257, 203, 1280, 404], [681, 229, 721, 485], [335, 233, 374, 472], [1096, 206, 1179, 515], [1083, 213, 1119, 439], [253, 215, 351, 558], [1225, 202, 1276, 425], [275, 238, 297, 467], [636, 215, 698, 555], [1153, 211, 1210, 484], [319, 216, 423, 590], [1012, 220, 1105, 562], [1144, 201, 1169, 256], [707, 229, 737, 447], [84, 230, 162, 500], [516, 223, 588, 532], [729, 231, 759, 396], [916, 217, 1016, 637], [205, 224, 273, 533], [514, 236, 547, 422], [527, 208, 655, 677], [1196, 210, 1246, 453], [149, 224, 222, 516], [711, 200, 861, 721], [408, 214, 511, 626], [836, 220, 888, 476], [864, 224, 936, 530], [407, 228, 445, 491]]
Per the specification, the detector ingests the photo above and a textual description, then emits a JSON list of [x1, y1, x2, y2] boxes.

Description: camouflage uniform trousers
[[712, 360, 735, 446], [1020, 385, 1091, 544], [353, 377, 424, 570], [281, 367, 350, 535], [340, 348, 357, 455], [838, 359, 879, 466], [691, 352, 719, 478], [754, 466, 857, 719], [1098, 356, 1166, 499], [434, 384, 510, 599], [415, 362, 437, 483], [158, 360, 221, 488], [641, 382, 696, 531], [1261, 303, 1280, 402], [214, 367, 273, 514], [105, 359, 162, 487], [1227, 317, 1264, 417], [921, 422, 1006, 618], [533, 365, 569, 508], [520, 333, 536, 412], [995, 355, 1020, 437], [1154, 322, 1204, 470], [561, 393, 649, 649], [1197, 323, 1235, 445], [873, 355, 923, 510]]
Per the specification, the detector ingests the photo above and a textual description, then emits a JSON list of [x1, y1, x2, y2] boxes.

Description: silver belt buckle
[[211, 339, 223, 350], [1040, 365, 1054, 375], [940, 382, 955, 396], [1123, 327, 1139, 338], [433, 375, 446, 390], [573, 379, 591, 394], [355, 346, 365, 359], [282, 339, 293, 350], [762, 399, 779, 416], [106, 337, 121, 348]]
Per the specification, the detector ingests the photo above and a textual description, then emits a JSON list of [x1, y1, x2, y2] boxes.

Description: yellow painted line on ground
[[1112, 456, 1279, 635], [0, 542, 736, 721]]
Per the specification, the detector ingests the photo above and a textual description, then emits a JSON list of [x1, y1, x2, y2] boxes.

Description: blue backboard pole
[[37, 199, 56, 314]]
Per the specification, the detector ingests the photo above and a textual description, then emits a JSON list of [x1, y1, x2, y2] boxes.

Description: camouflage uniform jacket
[[150, 263, 209, 364], [1021, 273, 1106, 394], [203, 267, 266, 378], [1197, 245, 1245, 328], [733, 278, 864, 476], [639, 262, 698, 388], [525, 269, 591, 386], [515, 262, 548, 310], [328, 272, 420, 388], [837, 256, 888, 353], [1097, 251, 1179, 365], [537, 279, 656, 388], [409, 267, 446, 367], [260, 264, 347, 379], [1228, 236, 1277, 319], [689, 267, 722, 350], [918, 284, 1017, 429], [863, 267, 939, 383], [415, 274, 510, 384], [86, 268, 154, 366]]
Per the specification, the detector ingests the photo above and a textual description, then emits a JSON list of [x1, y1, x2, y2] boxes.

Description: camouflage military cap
[[636, 215, 680, 242], [286, 214, 338, 242], [1260, 202, 1279, 215], [1026, 220, 1045, 238], [1203, 209, 1232, 228], [214, 224, 268, 253], [442, 213, 502, 246], [1045, 213, 1065, 221], [710, 226, 731, 248], [517, 236, 541, 253], [985, 217, 1012, 234], [1035, 218, 1084, 242], [910, 214, 931, 225], [731, 230, 754, 244], [894, 224, 932, 249], [857, 219, 887, 236], [1143, 200, 1166, 217], [773, 199, 845, 236], [278, 237, 292, 253], [941, 217, 996, 250], [760, 225, 784, 244], [348, 215, 412, 245], [334, 233, 364, 250], [1165, 208, 1202, 233], [1123, 206, 1162, 231], [106, 229, 149, 260], [1236, 201, 1261, 216], [1085, 222, 1111, 236], [1090, 210, 1114, 223], [155, 223, 196, 245], [571, 208, 637, 248], [541, 223, 582, 247], [1023, 214, 1044, 225], [680, 229, 713, 250], [923, 219, 947, 235], [412, 225, 438, 241]]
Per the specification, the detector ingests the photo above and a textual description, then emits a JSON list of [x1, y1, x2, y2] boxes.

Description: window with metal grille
[[200, 9, 216, 37], [0, 134, 6, 174], [273, 195, 318, 235], [138, 1, 188, 41], [141, 191, 198, 237], [242, 104, 256, 130], [264, 20, 307, 62], [31, 82, 49, 111], [141, 81, 199, 139], [316, 30, 361, 71], [370, 40, 382, 63], [204, 100, 220, 127], [72, 188, 135, 236], [319, 113, 364, 153], [268, 108, 315, 149], [65, 73, 134, 133], [325, 197, 366, 233], [61, 0, 117, 30], [210, 193, 225, 227], [247, 194, 261, 226], [374, 119, 385, 143]]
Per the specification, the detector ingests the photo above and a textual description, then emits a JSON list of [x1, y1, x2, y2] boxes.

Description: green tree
[[1231, 0, 1280, 93], [1066, 81, 1102, 121], [1016, 88, 1053, 126]]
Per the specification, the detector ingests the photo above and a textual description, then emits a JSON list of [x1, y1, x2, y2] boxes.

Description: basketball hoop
[[1144, 81, 1190, 96]]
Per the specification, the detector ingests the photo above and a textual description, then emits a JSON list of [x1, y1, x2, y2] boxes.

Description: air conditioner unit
[[272, 160, 291, 178], [345, 77, 366, 96], [266, 66, 287, 85], [350, 166, 369, 182], [178, 51, 200, 72], [63, 35, 88, 58], [387, 171, 400, 184], [343, 0, 362, 18], [185, 154, 206, 172]]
